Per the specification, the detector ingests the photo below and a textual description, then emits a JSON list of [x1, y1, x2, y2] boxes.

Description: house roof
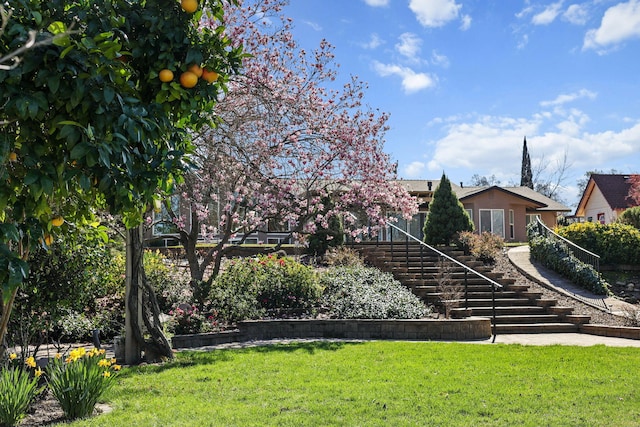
[[575, 174, 635, 216], [395, 180, 571, 212]]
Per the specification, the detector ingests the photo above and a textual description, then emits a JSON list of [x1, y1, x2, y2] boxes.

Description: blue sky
[[284, 0, 640, 209]]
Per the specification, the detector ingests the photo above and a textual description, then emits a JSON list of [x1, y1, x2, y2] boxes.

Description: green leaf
[[104, 86, 115, 104], [48, 21, 67, 35], [70, 143, 90, 160], [24, 170, 39, 185]]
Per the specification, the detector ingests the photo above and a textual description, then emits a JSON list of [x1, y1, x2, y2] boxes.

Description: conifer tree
[[521, 137, 534, 189], [423, 173, 473, 245]]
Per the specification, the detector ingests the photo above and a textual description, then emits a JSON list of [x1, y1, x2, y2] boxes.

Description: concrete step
[[490, 314, 564, 324], [494, 323, 580, 334], [469, 306, 547, 316]]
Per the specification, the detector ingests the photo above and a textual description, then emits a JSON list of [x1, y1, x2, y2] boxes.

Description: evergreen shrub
[[320, 265, 429, 319], [556, 222, 640, 266]]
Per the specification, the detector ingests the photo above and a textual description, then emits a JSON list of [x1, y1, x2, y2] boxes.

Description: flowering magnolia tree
[[160, 0, 418, 289], [628, 174, 640, 205]]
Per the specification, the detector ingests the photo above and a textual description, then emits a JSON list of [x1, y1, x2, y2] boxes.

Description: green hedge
[[556, 222, 640, 266], [527, 225, 610, 295]]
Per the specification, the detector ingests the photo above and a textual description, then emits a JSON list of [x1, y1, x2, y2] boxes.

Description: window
[[526, 214, 541, 225], [152, 195, 181, 236], [479, 209, 504, 237], [509, 209, 515, 239], [597, 212, 605, 224]]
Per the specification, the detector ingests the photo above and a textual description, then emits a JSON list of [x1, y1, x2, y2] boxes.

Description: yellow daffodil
[[98, 359, 111, 368], [55, 353, 62, 359], [113, 364, 122, 371], [25, 356, 36, 368], [35, 367, 43, 377], [103, 371, 111, 378], [9, 352, 17, 360]]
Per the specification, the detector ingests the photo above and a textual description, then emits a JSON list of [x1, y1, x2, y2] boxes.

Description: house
[[392, 180, 571, 242], [575, 174, 637, 224], [148, 179, 570, 246]]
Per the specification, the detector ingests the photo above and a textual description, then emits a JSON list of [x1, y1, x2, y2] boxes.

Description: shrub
[[166, 305, 208, 335], [456, 231, 504, 264], [423, 173, 473, 245], [144, 250, 191, 313], [556, 222, 640, 265], [323, 246, 364, 267], [619, 206, 640, 230], [209, 255, 321, 324], [0, 355, 43, 426], [528, 224, 610, 295], [47, 347, 120, 420], [320, 265, 429, 319]]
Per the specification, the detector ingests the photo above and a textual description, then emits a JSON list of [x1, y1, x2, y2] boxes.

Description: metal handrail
[[381, 219, 503, 342], [534, 218, 600, 272]]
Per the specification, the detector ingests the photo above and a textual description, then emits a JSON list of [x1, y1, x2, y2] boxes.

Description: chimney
[[427, 181, 432, 191]]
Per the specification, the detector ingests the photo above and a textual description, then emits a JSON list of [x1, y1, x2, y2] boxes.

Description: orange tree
[[0, 0, 243, 354]]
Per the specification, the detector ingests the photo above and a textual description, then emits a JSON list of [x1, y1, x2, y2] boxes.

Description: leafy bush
[[320, 265, 429, 319], [556, 222, 640, 265], [209, 255, 321, 324], [456, 231, 504, 264], [47, 347, 120, 421], [0, 355, 43, 426], [166, 305, 210, 335], [144, 250, 191, 313], [619, 206, 640, 230], [528, 224, 610, 295], [323, 246, 364, 267]]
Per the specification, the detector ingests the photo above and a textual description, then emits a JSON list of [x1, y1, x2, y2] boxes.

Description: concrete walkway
[[507, 245, 636, 315]]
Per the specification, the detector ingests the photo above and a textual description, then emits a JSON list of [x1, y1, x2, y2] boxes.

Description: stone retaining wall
[[172, 317, 492, 349], [580, 324, 640, 340]]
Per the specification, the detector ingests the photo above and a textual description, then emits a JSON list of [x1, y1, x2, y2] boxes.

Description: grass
[[68, 341, 640, 426]]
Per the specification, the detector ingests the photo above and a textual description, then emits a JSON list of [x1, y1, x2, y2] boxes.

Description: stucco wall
[[463, 190, 557, 242]]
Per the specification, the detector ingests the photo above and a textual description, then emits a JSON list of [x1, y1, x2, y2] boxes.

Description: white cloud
[[303, 20, 322, 31], [409, 0, 463, 28], [404, 161, 426, 178], [563, 4, 589, 25], [460, 14, 472, 30], [583, 0, 640, 52], [532, 1, 564, 25], [362, 0, 389, 6], [539, 89, 597, 107], [372, 61, 436, 93], [362, 33, 383, 49], [430, 50, 450, 68], [395, 33, 422, 58], [422, 111, 640, 205]]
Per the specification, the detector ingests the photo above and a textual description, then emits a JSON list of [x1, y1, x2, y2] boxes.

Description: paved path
[[507, 245, 636, 315]]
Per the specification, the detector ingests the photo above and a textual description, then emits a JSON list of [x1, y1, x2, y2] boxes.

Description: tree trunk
[[125, 226, 173, 364]]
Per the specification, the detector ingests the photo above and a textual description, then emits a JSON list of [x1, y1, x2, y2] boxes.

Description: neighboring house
[[393, 180, 571, 242], [575, 174, 637, 224]]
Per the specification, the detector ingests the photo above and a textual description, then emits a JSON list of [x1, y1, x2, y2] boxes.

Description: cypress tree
[[423, 173, 474, 245], [521, 137, 534, 189]]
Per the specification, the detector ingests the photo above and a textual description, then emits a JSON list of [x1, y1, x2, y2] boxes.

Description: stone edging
[[580, 324, 640, 340], [171, 317, 492, 349]]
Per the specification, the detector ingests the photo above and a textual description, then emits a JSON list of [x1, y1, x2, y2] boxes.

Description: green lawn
[[70, 341, 640, 426]]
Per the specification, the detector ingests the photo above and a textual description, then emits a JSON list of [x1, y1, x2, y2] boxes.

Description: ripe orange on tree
[[181, 0, 198, 13], [179, 71, 198, 88], [202, 69, 219, 83], [8, 152, 17, 162], [159, 69, 174, 82], [188, 64, 203, 78], [51, 216, 64, 227]]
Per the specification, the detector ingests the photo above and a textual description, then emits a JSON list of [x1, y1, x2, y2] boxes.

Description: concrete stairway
[[353, 242, 588, 334]]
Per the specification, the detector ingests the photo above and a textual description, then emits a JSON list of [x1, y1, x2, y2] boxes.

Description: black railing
[[355, 218, 504, 342], [534, 218, 600, 272]]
